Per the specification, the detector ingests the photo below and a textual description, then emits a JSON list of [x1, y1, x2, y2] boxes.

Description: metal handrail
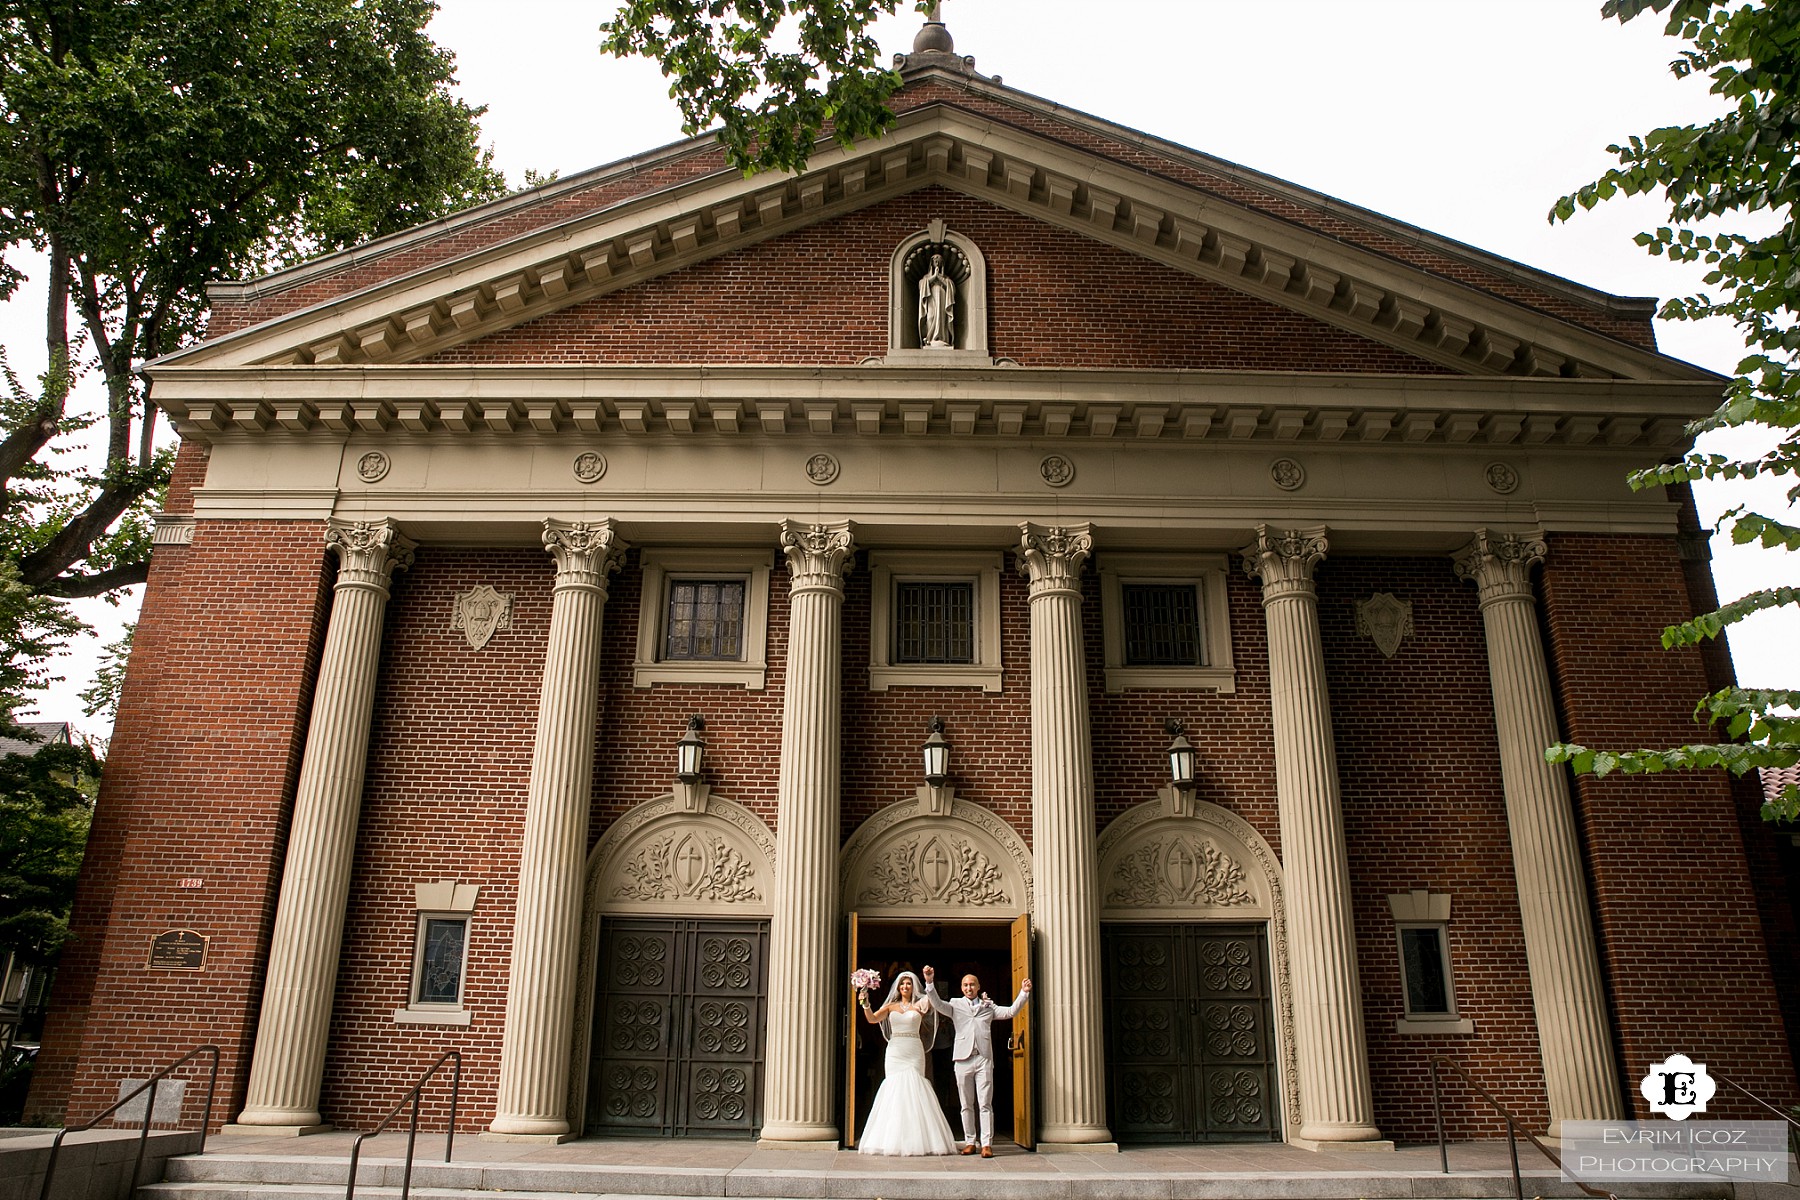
[[1709, 1065, 1800, 1132], [344, 1049, 461, 1200], [1429, 1055, 1619, 1200], [37, 1043, 220, 1200]]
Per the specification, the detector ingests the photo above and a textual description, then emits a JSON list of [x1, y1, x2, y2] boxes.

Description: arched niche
[[840, 797, 1030, 918], [568, 793, 776, 1132], [885, 221, 992, 365], [1097, 798, 1301, 1145]]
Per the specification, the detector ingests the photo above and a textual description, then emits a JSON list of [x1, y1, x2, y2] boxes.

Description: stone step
[[140, 1150, 1602, 1200]]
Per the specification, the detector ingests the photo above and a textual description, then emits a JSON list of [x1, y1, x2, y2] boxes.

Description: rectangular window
[[664, 580, 745, 661], [1399, 926, 1452, 1016], [1099, 554, 1235, 693], [1121, 583, 1203, 666], [893, 581, 974, 663], [415, 916, 468, 1006]]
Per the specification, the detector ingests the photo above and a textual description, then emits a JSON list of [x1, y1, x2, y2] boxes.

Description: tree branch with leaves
[[1546, 0, 1800, 819], [0, 0, 509, 712]]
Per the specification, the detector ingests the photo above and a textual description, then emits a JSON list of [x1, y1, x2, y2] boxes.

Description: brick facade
[[38, 64, 1795, 1150]]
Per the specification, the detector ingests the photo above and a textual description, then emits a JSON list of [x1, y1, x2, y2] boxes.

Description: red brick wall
[[1316, 556, 1541, 1139], [1540, 532, 1799, 1118], [427, 188, 1451, 375], [30, 520, 332, 1128]]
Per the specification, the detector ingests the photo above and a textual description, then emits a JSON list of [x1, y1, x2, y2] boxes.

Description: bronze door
[[1103, 923, 1279, 1143], [588, 917, 768, 1138]]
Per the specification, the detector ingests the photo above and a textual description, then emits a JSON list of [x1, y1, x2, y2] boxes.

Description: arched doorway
[[1096, 798, 1300, 1144], [571, 793, 776, 1138], [839, 797, 1033, 1148]]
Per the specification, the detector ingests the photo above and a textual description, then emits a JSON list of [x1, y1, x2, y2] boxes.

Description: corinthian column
[[759, 520, 855, 1145], [1240, 525, 1384, 1148], [490, 519, 627, 1139], [1453, 529, 1621, 1134], [236, 519, 414, 1131], [1016, 522, 1111, 1147]]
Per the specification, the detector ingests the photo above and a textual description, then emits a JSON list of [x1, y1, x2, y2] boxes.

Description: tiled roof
[[0, 720, 72, 759]]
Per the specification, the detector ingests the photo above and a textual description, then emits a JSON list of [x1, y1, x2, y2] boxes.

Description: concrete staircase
[[134, 1144, 1662, 1200]]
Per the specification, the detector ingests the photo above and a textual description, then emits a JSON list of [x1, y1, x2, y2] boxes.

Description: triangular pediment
[[153, 99, 1712, 386]]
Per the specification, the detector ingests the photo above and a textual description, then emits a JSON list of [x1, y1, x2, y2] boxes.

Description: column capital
[[542, 518, 628, 594], [325, 518, 415, 595], [1240, 525, 1327, 602], [778, 520, 855, 596], [1452, 528, 1547, 606], [1016, 522, 1093, 598]]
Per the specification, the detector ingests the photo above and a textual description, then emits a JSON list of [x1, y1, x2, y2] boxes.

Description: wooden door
[[588, 917, 768, 1138], [1009, 912, 1033, 1149], [1102, 923, 1279, 1143]]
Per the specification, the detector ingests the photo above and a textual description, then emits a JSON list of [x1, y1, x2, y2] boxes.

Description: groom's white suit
[[922, 968, 1030, 1154]]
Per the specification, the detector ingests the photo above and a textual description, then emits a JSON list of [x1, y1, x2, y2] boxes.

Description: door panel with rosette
[[588, 916, 768, 1137], [1102, 923, 1279, 1143], [1009, 912, 1033, 1149]]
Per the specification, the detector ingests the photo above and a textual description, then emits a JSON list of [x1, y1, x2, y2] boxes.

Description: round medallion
[[355, 451, 389, 483], [573, 451, 607, 484], [1040, 454, 1075, 488], [805, 453, 840, 485], [1270, 458, 1305, 491], [1486, 462, 1520, 494]]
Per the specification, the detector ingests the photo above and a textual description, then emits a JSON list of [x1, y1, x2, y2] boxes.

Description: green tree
[[1547, 0, 1800, 820], [602, 0, 928, 175], [0, 0, 508, 712], [0, 729, 96, 962]]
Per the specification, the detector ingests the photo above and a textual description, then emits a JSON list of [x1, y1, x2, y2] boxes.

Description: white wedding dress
[[857, 1007, 959, 1156]]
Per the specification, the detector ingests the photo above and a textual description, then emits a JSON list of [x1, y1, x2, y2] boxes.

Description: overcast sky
[[8, 0, 1798, 735]]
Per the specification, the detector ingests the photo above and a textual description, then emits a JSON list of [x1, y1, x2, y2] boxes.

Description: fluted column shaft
[[1017, 523, 1111, 1145], [1454, 529, 1622, 1134], [1241, 526, 1381, 1145], [490, 520, 626, 1138], [237, 519, 414, 1129], [760, 521, 855, 1143]]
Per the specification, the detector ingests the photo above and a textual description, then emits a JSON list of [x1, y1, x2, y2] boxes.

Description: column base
[[1036, 1139, 1119, 1154], [755, 1120, 841, 1148], [486, 1115, 571, 1139], [220, 1123, 333, 1137], [1037, 1123, 1116, 1147], [1290, 1135, 1396, 1152], [478, 1130, 578, 1145]]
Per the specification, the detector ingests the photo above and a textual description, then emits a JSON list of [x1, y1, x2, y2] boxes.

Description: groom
[[920, 964, 1030, 1158]]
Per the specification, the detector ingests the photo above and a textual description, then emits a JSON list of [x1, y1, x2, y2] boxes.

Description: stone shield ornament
[[451, 585, 515, 651], [1355, 592, 1414, 659]]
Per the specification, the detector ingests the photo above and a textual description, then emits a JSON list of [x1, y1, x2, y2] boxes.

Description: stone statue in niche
[[905, 240, 968, 350], [918, 252, 957, 347]]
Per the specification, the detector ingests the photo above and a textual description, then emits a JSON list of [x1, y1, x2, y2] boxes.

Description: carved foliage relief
[[1106, 835, 1256, 908], [614, 832, 761, 904], [859, 834, 1010, 907]]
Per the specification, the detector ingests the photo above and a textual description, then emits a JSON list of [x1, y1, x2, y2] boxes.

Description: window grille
[[1122, 583, 1203, 666], [893, 581, 974, 663]]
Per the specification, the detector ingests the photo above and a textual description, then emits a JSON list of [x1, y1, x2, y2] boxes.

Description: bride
[[856, 970, 958, 1155]]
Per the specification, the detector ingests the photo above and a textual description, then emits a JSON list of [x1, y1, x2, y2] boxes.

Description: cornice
[[153, 106, 1716, 386], [150, 364, 1716, 451]]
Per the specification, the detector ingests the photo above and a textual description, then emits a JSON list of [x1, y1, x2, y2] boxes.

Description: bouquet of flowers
[[850, 968, 882, 997]]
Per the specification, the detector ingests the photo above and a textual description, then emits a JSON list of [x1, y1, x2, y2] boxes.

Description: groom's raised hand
[[922, 965, 935, 986]]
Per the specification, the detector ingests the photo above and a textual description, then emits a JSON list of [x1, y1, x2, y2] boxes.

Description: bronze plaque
[[147, 928, 207, 971]]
